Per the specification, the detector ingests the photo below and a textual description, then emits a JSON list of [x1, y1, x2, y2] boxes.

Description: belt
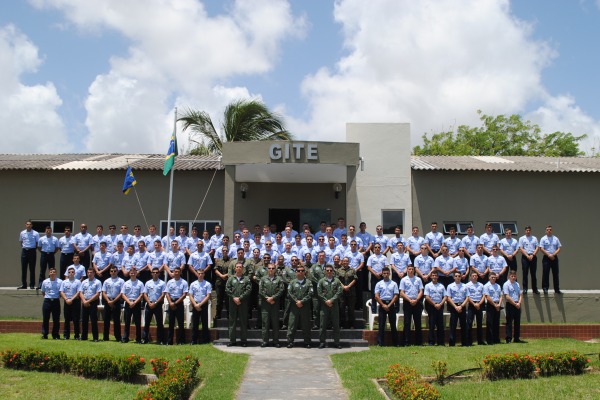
[[62, 252, 74, 255], [44, 298, 59, 301], [23, 248, 36, 251], [381, 299, 393, 304], [42, 251, 54, 255]]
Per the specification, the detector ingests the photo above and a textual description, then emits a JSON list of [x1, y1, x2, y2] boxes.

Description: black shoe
[[135, 340, 142, 344], [241, 342, 247, 347], [319, 343, 326, 349], [506, 338, 512, 343], [523, 289, 528, 294], [177, 342, 185, 345], [63, 336, 69, 340], [533, 289, 540, 294], [102, 338, 109, 341], [52, 336, 61, 340], [30, 286, 35, 290], [121, 338, 129, 343], [287, 343, 294, 348], [306, 344, 311, 349], [74, 336, 80, 340], [92, 339, 99, 342], [41, 335, 48, 339], [514, 339, 527, 343], [281, 325, 287, 330], [36, 286, 42, 290], [543, 289, 549, 295], [17, 286, 27, 290], [260, 342, 267, 348], [555, 290, 563, 295], [275, 343, 281, 348], [479, 342, 487, 346], [335, 344, 342, 349], [312, 325, 318, 330], [227, 342, 235, 347], [140, 339, 148, 344], [190, 341, 197, 345]]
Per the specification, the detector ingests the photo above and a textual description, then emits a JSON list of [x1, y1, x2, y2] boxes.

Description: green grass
[[0, 333, 248, 400], [332, 339, 600, 400]]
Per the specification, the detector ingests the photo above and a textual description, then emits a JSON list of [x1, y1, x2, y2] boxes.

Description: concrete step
[[212, 338, 369, 348], [213, 326, 365, 341], [212, 318, 366, 329]]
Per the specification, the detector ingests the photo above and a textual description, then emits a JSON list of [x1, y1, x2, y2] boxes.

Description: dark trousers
[[215, 280, 228, 319], [81, 300, 99, 340], [355, 269, 366, 309], [143, 302, 164, 343], [261, 300, 280, 344], [448, 305, 467, 346], [377, 300, 398, 346], [505, 302, 521, 341], [124, 303, 142, 341], [228, 299, 249, 343], [42, 298, 61, 338], [402, 300, 423, 345], [340, 291, 356, 328], [21, 248, 36, 287], [370, 274, 382, 312], [542, 256, 560, 292], [63, 299, 80, 339], [168, 302, 185, 344], [103, 301, 122, 341], [60, 253, 74, 278], [466, 304, 484, 345], [39, 252, 56, 287], [79, 250, 91, 269], [191, 304, 210, 343], [521, 255, 538, 291], [504, 256, 518, 272], [320, 301, 340, 344], [486, 302, 501, 344], [425, 302, 444, 345], [287, 303, 311, 345]]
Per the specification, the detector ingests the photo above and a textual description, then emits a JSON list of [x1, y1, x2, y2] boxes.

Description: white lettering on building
[[269, 143, 318, 161]]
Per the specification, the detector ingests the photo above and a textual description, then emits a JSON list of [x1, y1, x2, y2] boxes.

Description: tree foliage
[[178, 99, 293, 155], [412, 110, 587, 157]]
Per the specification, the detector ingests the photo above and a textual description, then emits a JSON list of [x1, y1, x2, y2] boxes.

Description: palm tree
[[178, 99, 293, 155]]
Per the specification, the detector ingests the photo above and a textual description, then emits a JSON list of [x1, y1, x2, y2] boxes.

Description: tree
[[178, 99, 293, 155], [412, 110, 587, 157]]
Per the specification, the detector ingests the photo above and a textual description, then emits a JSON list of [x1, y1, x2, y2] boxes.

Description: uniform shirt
[[133, 251, 150, 270], [406, 235, 425, 253], [335, 243, 350, 258], [374, 279, 399, 301], [324, 247, 337, 264], [446, 282, 467, 304], [102, 276, 125, 300], [144, 279, 166, 303], [131, 235, 146, 252], [366, 254, 388, 274], [465, 281, 485, 302], [121, 253, 137, 273], [185, 236, 200, 253], [189, 250, 213, 271], [333, 227, 346, 241], [373, 234, 388, 250], [166, 278, 188, 300], [390, 252, 411, 275], [281, 251, 295, 267], [105, 234, 119, 252], [387, 236, 407, 253], [144, 234, 160, 252], [92, 234, 107, 252], [539, 235, 561, 254], [20, 229, 39, 249], [38, 235, 59, 252], [484, 282, 502, 303], [41, 277, 62, 299], [261, 248, 280, 260], [92, 251, 112, 272], [59, 235, 75, 253], [299, 246, 317, 263], [425, 231, 444, 251], [499, 237, 519, 255], [260, 234, 276, 245], [433, 255, 454, 277], [503, 280, 521, 302], [166, 251, 186, 272], [518, 235, 538, 255], [189, 279, 212, 302], [117, 233, 134, 248], [161, 234, 176, 250], [414, 254, 434, 276], [487, 255, 507, 275], [74, 232, 93, 251], [201, 238, 213, 254], [111, 251, 125, 269], [346, 235, 364, 251], [469, 254, 488, 274], [479, 232, 499, 252], [60, 278, 81, 300], [174, 235, 189, 249], [424, 281, 446, 304], [444, 237, 462, 255], [209, 233, 224, 249], [79, 278, 102, 300], [65, 264, 85, 280], [356, 231, 374, 249], [121, 279, 145, 300], [347, 251, 365, 270], [399, 275, 423, 299], [453, 256, 469, 275], [461, 235, 480, 254]]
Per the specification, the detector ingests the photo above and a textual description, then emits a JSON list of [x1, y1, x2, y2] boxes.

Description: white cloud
[[0, 24, 69, 153], [31, 0, 305, 153]]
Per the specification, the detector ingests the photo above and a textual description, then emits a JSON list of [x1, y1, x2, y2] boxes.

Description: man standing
[[444, 227, 461, 257], [337, 257, 357, 329], [539, 225, 562, 295], [60, 266, 81, 340], [226, 262, 252, 347], [469, 244, 489, 284], [446, 271, 468, 346], [58, 226, 75, 278], [165, 241, 186, 280], [487, 246, 508, 287], [465, 271, 486, 346], [425, 222, 444, 258], [213, 245, 230, 320], [503, 270, 524, 343], [19, 220, 39, 289], [79, 267, 102, 341], [121, 268, 144, 343], [499, 229, 519, 273], [188, 241, 213, 281], [37, 226, 59, 289], [518, 226, 539, 294], [385, 226, 406, 256], [406, 227, 425, 264], [399, 265, 424, 346], [142, 267, 166, 345], [484, 272, 503, 345], [424, 270, 446, 346], [74, 223, 93, 269], [460, 226, 479, 259], [286, 265, 313, 348], [165, 267, 188, 345], [414, 245, 434, 285], [189, 270, 212, 344], [433, 244, 455, 287], [101, 266, 124, 342], [92, 241, 112, 282], [479, 223, 499, 256], [259, 261, 284, 348], [318, 265, 343, 349], [40, 267, 62, 339], [309, 251, 327, 329], [374, 267, 399, 347], [367, 243, 388, 313]]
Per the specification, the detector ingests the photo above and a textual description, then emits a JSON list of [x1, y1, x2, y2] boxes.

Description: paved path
[[219, 345, 368, 400]]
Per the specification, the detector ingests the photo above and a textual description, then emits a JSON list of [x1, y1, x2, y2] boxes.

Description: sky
[[1, 0, 600, 155]]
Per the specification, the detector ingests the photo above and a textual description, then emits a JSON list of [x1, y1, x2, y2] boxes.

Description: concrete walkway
[[219, 345, 368, 400]]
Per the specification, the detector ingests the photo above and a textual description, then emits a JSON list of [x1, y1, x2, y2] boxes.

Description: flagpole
[[167, 107, 177, 237]]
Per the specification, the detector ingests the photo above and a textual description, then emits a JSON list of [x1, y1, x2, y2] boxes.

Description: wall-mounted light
[[240, 183, 249, 199], [359, 156, 364, 171], [333, 183, 342, 199]]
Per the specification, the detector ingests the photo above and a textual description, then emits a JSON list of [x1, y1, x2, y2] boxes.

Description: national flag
[[122, 166, 137, 195], [163, 131, 178, 176]]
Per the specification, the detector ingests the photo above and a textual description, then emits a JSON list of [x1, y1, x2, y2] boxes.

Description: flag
[[163, 132, 178, 176], [122, 166, 137, 195]]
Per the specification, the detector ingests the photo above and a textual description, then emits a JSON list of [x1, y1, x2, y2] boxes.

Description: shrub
[[136, 356, 201, 400], [482, 353, 536, 380], [385, 364, 441, 400], [150, 357, 169, 377], [533, 351, 590, 377], [430, 360, 447, 385], [1, 349, 68, 373]]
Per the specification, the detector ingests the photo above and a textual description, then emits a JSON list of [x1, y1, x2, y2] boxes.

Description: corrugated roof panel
[[472, 156, 514, 164]]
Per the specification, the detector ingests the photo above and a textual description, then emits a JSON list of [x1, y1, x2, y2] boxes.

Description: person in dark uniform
[[286, 265, 313, 348], [259, 260, 284, 347], [226, 262, 252, 347]]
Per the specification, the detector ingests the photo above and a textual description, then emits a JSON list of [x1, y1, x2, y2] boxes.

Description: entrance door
[[269, 208, 331, 234]]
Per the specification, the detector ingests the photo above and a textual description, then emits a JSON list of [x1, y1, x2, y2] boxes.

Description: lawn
[[331, 339, 600, 400], [0, 333, 248, 400]]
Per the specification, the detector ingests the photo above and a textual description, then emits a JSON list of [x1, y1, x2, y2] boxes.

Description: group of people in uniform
[[24, 218, 562, 348]]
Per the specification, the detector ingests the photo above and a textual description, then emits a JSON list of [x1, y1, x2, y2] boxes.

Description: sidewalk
[[219, 345, 368, 400]]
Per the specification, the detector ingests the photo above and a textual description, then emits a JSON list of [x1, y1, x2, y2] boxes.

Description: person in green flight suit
[[259, 256, 284, 348], [225, 262, 252, 347], [336, 256, 358, 329], [318, 264, 343, 349], [308, 251, 327, 329], [286, 265, 313, 348]]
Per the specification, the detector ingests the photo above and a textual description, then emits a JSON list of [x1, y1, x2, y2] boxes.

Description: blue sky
[[1, 0, 600, 154]]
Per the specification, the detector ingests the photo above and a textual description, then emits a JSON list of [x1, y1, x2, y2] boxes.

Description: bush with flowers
[[385, 363, 441, 400], [482, 350, 591, 380], [136, 355, 201, 400], [532, 351, 591, 377]]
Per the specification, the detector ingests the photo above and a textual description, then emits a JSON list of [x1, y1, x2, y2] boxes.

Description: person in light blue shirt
[[374, 267, 399, 347], [469, 244, 489, 283], [346, 225, 364, 252], [188, 241, 213, 281], [414, 245, 434, 284], [406, 226, 425, 264], [518, 226, 539, 294], [65, 255, 85, 280], [133, 241, 150, 282], [142, 267, 166, 344], [209, 225, 225, 251], [144, 224, 160, 253], [120, 245, 137, 277], [74, 223, 93, 269], [105, 225, 119, 253], [333, 217, 346, 241], [460, 226, 479, 259], [356, 222, 374, 255], [433, 245, 455, 287], [147, 240, 167, 276], [92, 225, 106, 254], [19, 219, 40, 289], [465, 271, 486, 346], [425, 222, 444, 258], [131, 225, 146, 253], [424, 270, 446, 346], [121, 268, 145, 343], [372, 225, 388, 254], [385, 226, 406, 255], [503, 270, 524, 343], [399, 265, 424, 346], [483, 272, 503, 344], [367, 243, 388, 313], [487, 246, 508, 286], [165, 267, 189, 344], [58, 226, 75, 277], [390, 242, 411, 284], [37, 226, 59, 289], [79, 267, 102, 341], [443, 226, 462, 257], [110, 241, 126, 276], [539, 225, 562, 294], [117, 225, 134, 248], [189, 270, 212, 344], [499, 228, 519, 273], [446, 271, 468, 346], [60, 267, 81, 340], [452, 248, 470, 282], [40, 267, 62, 339], [101, 266, 124, 342], [92, 241, 112, 282], [165, 241, 186, 280], [479, 223, 500, 256]]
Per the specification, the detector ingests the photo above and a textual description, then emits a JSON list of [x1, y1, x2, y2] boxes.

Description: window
[[487, 221, 518, 235], [160, 220, 221, 236], [382, 210, 404, 235], [31, 220, 74, 236], [443, 221, 473, 235]]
